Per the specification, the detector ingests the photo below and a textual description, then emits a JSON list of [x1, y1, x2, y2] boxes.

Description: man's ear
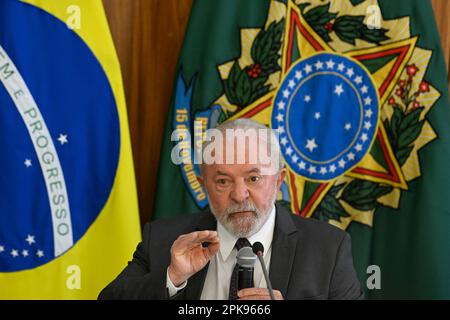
[[197, 175, 204, 186], [276, 168, 287, 189]]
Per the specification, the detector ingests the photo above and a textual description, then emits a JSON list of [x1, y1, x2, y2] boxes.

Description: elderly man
[[99, 118, 363, 300]]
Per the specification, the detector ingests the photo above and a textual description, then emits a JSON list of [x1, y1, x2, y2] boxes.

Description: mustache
[[224, 201, 260, 216]]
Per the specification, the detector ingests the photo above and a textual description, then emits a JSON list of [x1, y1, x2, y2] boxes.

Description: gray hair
[[199, 118, 284, 175]]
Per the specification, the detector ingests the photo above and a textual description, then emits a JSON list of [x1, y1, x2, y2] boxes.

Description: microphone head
[[252, 242, 264, 255], [236, 246, 257, 268]]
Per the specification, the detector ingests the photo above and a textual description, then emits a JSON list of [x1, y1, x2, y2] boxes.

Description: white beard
[[208, 187, 278, 238]]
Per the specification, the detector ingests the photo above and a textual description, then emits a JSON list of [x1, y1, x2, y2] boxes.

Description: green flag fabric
[[153, 0, 450, 299]]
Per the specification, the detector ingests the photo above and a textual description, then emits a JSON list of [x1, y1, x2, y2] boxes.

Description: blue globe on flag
[[272, 52, 379, 181]]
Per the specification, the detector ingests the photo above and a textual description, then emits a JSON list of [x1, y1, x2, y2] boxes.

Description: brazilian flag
[[0, 0, 140, 298], [154, 0, 450, 299]]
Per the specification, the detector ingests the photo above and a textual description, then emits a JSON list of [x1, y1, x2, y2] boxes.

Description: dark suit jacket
[[98, 203, 363, 300]]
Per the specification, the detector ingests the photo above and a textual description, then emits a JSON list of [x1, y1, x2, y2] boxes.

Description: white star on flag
[[345, 123, 352, 130], [304, 95, 311, 103], [337, 63, 345, 72], [334, 84, 344, 96], [304, 64, 313, 74], [295, 70, 303, 80], [281, 137, 288, 146], [314, 112, 321, 120], [364, 121, 372, 130], [329, 164, 337, 173], [288, 80, 296, 89], [24, 159, 32, 168], [0, 245, 4, 253], [282, 89, 290, 98], [314, 60, 324, 70], [320, 167, 327, 175], [355, 144, 363, 152], [361, 85, 368, 94], [11, 249, 19, 258], [277, 101, 286, 109], [299, 161, 306, 169], [364, 96, 372, 106], [276, 113, 284, 122], [278, 127, 285, 134], [326, 59, 335, 69], [292, 154, 299, 163], [308, 166, 317, 174], [305, 138, 318, 152], [36, 250, 44, 258], [347, 152, 355, 161], [286, 146, 293, 156], [22, 250, 29, 257], [354, 76, 363, 84], [365, 109, 373, 118], [338, 159, 346, 168], [25, 234, 35, 245], [58, 134, 68, 145], [361, 133, 368, 142], [346, 68, 354, 78]]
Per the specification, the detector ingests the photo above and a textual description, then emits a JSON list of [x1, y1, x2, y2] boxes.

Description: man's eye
[[249, 176, 261, 183], [217, 179, 228, 185]]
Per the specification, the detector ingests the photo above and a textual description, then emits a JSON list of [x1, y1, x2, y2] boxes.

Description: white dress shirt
[[167, 205, 276, 299]]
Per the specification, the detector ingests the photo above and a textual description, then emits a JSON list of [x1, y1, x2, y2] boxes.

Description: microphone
[[252, 242, 275, 300], [236, 246, 257, 290]]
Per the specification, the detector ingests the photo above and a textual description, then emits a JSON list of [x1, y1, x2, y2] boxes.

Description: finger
[[238, 295, 271, 300], [238, 288, 270, 297], [174, 231, 218, 247], [269, 290, 283, 300]]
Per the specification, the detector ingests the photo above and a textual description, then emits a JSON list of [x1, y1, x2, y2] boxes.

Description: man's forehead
[[208, 164, 262, 175], [199, 126, 281, 175]]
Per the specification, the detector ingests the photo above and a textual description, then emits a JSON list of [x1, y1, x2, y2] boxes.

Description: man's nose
[[230, 180, 249, 203]]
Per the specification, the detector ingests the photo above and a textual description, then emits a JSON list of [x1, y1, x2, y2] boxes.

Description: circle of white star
[[304, 64, 313, 74], [288, 79, 296, 89], [326, 59, 335, 69], [314, 60, 324, 70]]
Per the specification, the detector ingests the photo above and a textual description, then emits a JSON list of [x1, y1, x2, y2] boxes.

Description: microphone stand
[[255, 251, 275, 300]]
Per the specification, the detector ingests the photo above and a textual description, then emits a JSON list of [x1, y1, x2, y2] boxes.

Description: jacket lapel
[[184, 211, 217, 299], [269, 203, 298, 297]]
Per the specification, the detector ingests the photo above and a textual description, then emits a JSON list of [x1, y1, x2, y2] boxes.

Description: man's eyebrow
[[215, 170, 231, 177], [244, 168, 261, 174]]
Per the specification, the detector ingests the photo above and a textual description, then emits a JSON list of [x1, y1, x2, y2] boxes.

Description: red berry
[[388, 97, 396, 105], [324, 22, 334, 32], [395, 88, 404, 96], [406, 64, 419, 76], [412, 101, 420, 108], [399, 80, 405, 87], [246, 64, 261, 79], [419, 80, 430, 93]]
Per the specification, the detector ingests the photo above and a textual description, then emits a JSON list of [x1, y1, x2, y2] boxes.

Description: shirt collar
[[217, 205, 276, 262]]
